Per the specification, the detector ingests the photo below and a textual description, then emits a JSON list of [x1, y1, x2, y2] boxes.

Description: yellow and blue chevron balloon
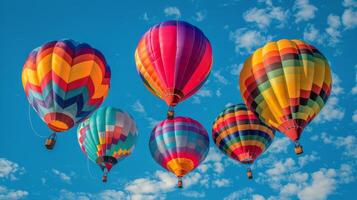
[[77, 107, 138, 182], [22, 39, 111, 134]]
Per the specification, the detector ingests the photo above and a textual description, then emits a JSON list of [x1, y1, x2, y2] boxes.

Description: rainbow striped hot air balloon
[[22, 39, 111, 149], [149, 116, 209, 188], [77, 107, 138, 182], [240, 39, 332, 155], [135, 20, 212, 118], [212, 104, 275, 179]]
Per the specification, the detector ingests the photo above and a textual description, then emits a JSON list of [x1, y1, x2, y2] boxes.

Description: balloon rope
[[86, 157, 96, 180], [28, 104, 46, 138]]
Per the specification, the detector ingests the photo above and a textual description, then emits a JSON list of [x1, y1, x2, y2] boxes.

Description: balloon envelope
[[22, 39, 111, 132], [77, 107, 138, 174], [212, 104, 275, 164], [135, 20, 212, 107], [240, 39, 332, 141], [149, 116, 209, 179]]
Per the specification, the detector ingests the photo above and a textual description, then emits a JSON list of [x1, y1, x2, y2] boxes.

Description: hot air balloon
[[22, 39, 111, 149], [77, 107, 138, 182], [212, 104, 275, 179], [135, 20, 213, 119], [149, 116, 209, 188], [240, 39, 332, 155]]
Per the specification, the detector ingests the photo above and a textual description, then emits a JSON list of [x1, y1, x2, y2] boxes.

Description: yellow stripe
[[166, 158, 194, 177]]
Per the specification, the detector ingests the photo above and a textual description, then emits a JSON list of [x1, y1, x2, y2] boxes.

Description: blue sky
[[0, 0, 356, 199]]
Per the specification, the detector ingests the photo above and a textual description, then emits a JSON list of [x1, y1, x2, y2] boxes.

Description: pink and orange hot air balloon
[[135, 20, 212, 118]]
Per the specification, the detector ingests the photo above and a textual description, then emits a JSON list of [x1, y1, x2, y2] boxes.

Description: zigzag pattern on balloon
[[22, 40, 111, 132]]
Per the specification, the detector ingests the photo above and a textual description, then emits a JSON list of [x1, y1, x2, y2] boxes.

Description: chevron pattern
[[22, 40, 111, 132]]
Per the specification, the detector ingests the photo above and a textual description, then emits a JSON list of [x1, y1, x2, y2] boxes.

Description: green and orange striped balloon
[[212, 104, 275, 165], [240, 39, 332, 154]]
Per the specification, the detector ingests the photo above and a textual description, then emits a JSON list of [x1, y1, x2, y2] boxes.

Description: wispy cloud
[[0, 186, 28, 200], [131, 100, 159, 128], [213, 178, 231, 188], [293, 0, 317, 23], [164, 6, 181, 19], [0, 158, 24, 181], [243, 1, 288, 28], [194, 11, 207, 22], [182, 191, 205, 198], [52, 169, 72, 184], [132, 100, 146, 113], [311, 132, 357, 159], [213, 71, 229, 85], [229, 28, 273, 54]]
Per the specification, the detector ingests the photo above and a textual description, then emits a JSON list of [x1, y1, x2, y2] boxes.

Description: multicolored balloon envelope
[[240, 39, 332, 155], [22, 39, 111, 149], [135, 20, 212, 118], [212, 104, 275, 179], [149, 116, 209, 188], [77, 107, 138, 182]]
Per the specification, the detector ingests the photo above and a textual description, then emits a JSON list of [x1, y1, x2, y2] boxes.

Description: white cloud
[[243, 2, 288, 28], [293, 0, 317, 23], [229, 63, 243, 76], [196, 88, 213, 97], [298, 152, 319, 167], [224, 187, 254, 200], [257, 150, 355, 200], [182, 191, 205, 198], [215, 89, 222, 97], [267, 137, 291, 154], [194, 11, 207, 22], [58, 189, 92, 200], [132, 100, 146, 113], [326, 14, 342, 45], [312, 132, 357, 159], [198, 148, 225, 174], [314, 96, 345, 123], [331, 73, 344, 95], [0, 158, 24, 181], [353, 110, 357, 122], [213, 71, 229, 85], [342, 8, 357, 29], [0, 186, 28, 200], [52, 169, 72, 184], [314, 73, 345, 123], [297, 169, 337, 200], [303, 24, 321, 42], [213, 178, 231, 187], [252, 194, 266, 200], [343, 0, 357, 7], [352, 65, 357, 94], [99, 190, 126, 200], [230, 28, 273, 54], [164, 6, 181, 19], [191, 88, 213, 104]]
